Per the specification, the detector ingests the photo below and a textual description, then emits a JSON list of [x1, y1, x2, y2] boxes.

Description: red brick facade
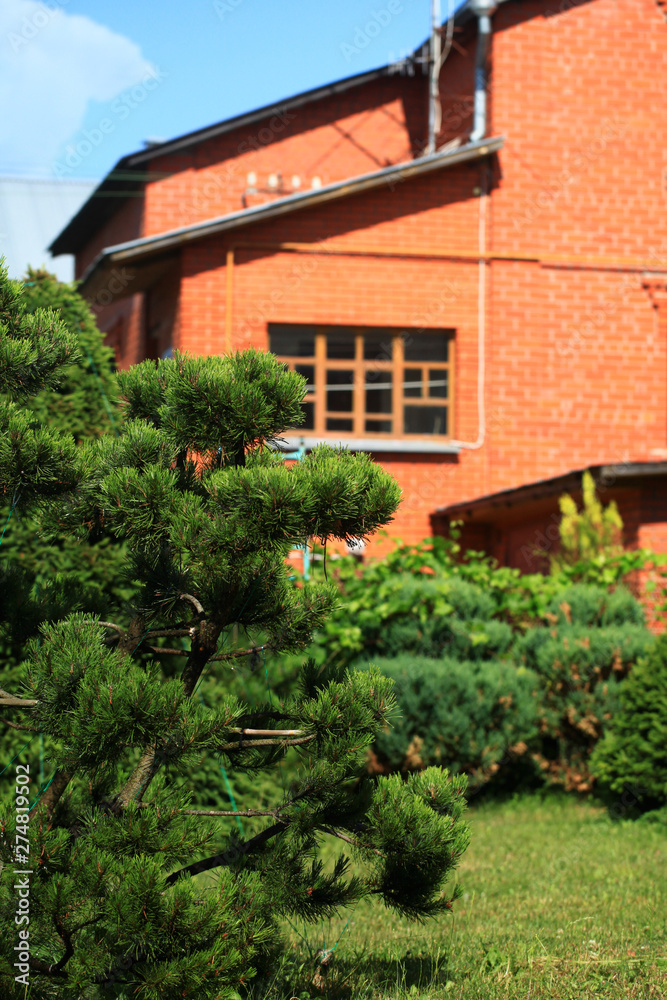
[[59, 0, 667, 560]]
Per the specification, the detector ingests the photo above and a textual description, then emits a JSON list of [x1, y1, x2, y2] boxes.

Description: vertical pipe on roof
[[468, 0, 498, 143], [426, 0, 442, 155]]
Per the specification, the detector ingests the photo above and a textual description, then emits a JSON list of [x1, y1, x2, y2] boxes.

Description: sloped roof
[[433, 462, 667, 523], [48, 65, 407, 258], [51, 0, 510, 258], [77, 136, 504, 302]]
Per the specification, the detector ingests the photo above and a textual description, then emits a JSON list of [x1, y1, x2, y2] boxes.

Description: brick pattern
[[76, 0, 667, 559]]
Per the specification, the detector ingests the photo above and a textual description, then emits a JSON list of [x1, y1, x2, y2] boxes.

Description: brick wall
[[74, 0, 667, 553]]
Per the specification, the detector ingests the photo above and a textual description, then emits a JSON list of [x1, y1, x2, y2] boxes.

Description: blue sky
[[0, 0, 452, 182]]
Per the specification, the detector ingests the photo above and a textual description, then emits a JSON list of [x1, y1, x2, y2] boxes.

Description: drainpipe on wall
[[468, 0, 498, 143]]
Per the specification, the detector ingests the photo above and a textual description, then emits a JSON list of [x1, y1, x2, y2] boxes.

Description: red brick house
[[50, 0, 667, 560]]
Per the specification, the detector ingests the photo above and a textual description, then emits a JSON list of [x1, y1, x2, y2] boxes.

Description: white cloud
[[0, 0, 154, 173]]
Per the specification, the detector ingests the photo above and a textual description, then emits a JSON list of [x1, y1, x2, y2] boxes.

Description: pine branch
[[210, 643, 270, 663], [29, 769, 73, 822], [0, 688, 38, 707], [219, 735, 313, 752], [145, 628, 196, 638], [94, 621, 124, 634], [178, 593, 206, 616], [29, 957, 68, 979], [28, 918, 73, 977], [182, 809, 279, 817], [165, 820, 287, 886], [145, 646, 189, 657], [112, 623, 222, 812], [1, 716, 39, 732], [229, 728, 304, 736], [320, 826, 384, 857]]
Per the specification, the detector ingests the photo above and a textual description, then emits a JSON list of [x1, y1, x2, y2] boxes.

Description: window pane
[[403, 368, 422, 398], [327, 418, 353, 431], [404, 405, 448, 435], [365, 418, 392, 433], [326, 329, 355, 359], [428, 369, 448, 399], [403, 333, 449, 363], [269, 324, 315, 356], [327, 369, 353, 412], [365, 371, 392, 413], [363, 329, 393, 362], [295, 364, 314, 390]]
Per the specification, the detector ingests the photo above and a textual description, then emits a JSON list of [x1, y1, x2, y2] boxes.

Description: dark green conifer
[[0, 263, 470, 998]]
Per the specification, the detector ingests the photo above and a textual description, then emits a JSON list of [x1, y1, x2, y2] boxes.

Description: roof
[[0, 176, 97, 281], [51, 0, 512, 259], [77, 135, 504, 302], [48, 65, 408, 258], [433, 462, 667, 522]]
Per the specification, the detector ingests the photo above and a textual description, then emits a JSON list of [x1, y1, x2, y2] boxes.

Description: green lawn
[[260, 796, 667, 999]]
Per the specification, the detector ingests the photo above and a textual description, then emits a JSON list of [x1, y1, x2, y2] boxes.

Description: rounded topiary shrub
[[591, 633, 667, 814], [367, 655, 540, 794]]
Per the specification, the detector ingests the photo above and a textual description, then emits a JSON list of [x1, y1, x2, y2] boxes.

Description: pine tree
[[0, 264, 470, 998], [0, 268, 129, 644], [0, 267, 130, 795]]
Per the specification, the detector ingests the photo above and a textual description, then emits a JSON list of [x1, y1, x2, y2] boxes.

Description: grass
[[254, 795, 667, 999]]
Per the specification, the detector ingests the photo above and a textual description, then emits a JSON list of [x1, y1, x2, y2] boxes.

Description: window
[[269, 325, 454, 438]]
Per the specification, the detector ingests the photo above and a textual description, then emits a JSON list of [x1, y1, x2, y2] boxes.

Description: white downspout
[[449, 167, 488, 451], [448, 0, 495, 451]]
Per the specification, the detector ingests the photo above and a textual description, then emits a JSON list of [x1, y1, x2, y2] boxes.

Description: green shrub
[[545, 583, 645, 628], [367, 655, 541, 794], [591, 634, 667, 812], [519, 619, 653, 791]]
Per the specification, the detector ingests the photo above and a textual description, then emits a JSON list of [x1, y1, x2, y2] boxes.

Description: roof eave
[[78, 135, 504, 300], [433, 461, 667, 521]]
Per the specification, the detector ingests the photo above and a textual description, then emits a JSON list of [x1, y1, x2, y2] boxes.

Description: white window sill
[[271, 435, 461, 455]]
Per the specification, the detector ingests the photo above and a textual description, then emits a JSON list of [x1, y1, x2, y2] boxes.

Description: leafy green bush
[[367, 655, 541, 794], [591, 634, 667, 813]]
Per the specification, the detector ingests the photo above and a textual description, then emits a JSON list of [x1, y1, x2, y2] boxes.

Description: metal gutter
[[77, 136, 503, 295]]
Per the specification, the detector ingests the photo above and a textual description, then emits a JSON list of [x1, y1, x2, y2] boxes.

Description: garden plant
[[0, 263, 471, 998]]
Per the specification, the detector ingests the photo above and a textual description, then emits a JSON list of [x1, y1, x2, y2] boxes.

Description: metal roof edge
[[126, 66, 395, 166], [433, 460, 667, 516], [48, 67, 395, 256], [48, 154, 137, 255], [77, 136, 504, 293]]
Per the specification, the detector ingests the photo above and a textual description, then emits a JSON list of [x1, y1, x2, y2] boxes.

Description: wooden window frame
[[270, 325, 455, 440]]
